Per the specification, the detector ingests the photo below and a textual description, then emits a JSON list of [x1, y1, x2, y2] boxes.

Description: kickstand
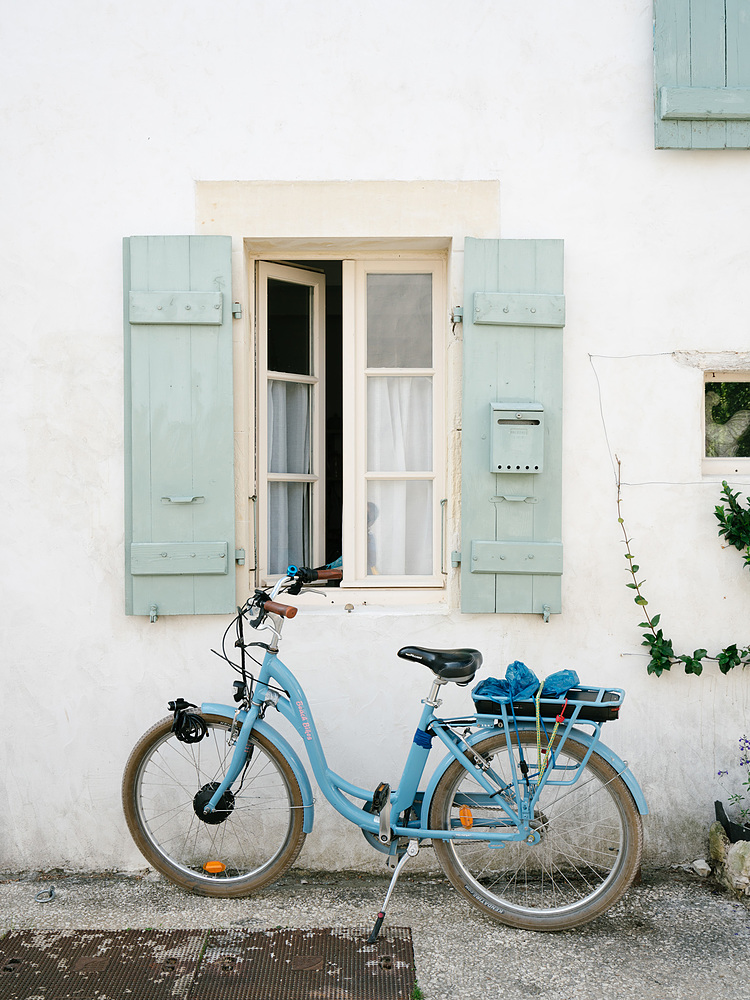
[[367, 840, 419, 944]]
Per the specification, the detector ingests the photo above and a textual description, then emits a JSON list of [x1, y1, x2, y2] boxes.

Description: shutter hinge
[[149, 604, 158, 623], [235, 549, 246, 565], [451, 306, 463, 328], [451, 551, 461, 568], [232, 302, 243, 319]]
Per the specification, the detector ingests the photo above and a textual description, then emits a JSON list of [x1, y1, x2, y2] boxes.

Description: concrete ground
[[0, 866, 748, 1000]]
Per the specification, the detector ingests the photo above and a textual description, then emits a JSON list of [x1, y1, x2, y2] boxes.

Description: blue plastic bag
[[472, 660, 540, 705], [540, 669, 579, 698]]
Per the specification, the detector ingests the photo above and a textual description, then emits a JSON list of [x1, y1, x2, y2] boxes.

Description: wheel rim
[[438, 736, 634, 919], [133, 722, 296, 884]]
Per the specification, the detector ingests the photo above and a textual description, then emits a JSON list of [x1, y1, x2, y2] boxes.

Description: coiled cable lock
[[169, 698, 208, 743]]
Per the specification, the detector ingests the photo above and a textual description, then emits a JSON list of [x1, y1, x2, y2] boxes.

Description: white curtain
[[366, 377, 432, 575], [268, 381, 311, 573]]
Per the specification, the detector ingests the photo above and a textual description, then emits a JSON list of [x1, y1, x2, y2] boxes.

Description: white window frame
[[250, 247, 447, 599], [342, 257, 446, 588], [703, 370, 750, 477], [256, 261, 326, 582]]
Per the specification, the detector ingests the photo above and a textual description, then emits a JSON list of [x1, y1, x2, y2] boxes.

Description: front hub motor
[[193, 782, 235, 825]]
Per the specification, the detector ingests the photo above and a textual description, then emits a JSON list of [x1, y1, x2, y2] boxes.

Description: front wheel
[[122, 715, 306, 897], [430, 731, 643, 930]]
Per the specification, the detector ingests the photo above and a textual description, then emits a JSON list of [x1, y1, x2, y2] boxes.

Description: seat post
[[423, 677, 445, 708]]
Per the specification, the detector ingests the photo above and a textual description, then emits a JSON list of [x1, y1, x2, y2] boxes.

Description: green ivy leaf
[[634, 596, 648, 605]]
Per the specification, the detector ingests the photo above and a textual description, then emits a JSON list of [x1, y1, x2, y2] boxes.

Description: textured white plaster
[[1, 0, 749, 871]]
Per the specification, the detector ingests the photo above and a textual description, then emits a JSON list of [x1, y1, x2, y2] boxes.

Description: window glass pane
[[366, 481, 432, 576], [366, 273, 432, 368], [706, 381, 750, 457], [367, 376, 432, 472], [268, 482, 310, 575], [267, 278, 312, 375], [268, 381, 311, 474]]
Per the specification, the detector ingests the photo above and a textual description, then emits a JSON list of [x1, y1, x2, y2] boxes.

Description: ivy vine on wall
[[617, 458, 750, 676]]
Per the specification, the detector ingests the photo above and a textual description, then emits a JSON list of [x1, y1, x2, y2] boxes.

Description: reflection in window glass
[[366, 480, 432, 576], [705, 381, 750, 457], [366, 273, 432, 368], [268, 482, 310, 574], [268, 381, 311, 475], [267, 278, 312, 375]]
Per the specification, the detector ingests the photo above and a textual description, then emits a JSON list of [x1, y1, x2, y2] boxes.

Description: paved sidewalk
[[1, 867, 748, 1000]]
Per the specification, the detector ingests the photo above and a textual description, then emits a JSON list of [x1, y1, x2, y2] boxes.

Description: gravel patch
[[1, 867, 748, 1000]]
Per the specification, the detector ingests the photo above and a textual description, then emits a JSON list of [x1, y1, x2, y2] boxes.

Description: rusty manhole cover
[[0, 928, 205, 998], [0, 927, 415, 999], [192, 927, 415, 999]]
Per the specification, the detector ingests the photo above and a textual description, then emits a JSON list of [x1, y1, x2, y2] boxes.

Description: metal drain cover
[[0, 927, 415, 1000], [0, 928, 206, 999], [192, 927, 415, 999]]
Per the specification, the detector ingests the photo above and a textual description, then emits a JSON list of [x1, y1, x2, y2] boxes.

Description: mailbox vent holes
[[498, 464, 540, 471]]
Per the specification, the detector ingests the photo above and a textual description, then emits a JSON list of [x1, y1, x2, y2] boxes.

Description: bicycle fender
[[420, 725, 648, 824], [201, 703, 315, 832]]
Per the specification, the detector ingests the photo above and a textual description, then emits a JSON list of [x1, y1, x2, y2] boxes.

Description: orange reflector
[[459, 805, 474, 829], [203, 861, 226, 874]]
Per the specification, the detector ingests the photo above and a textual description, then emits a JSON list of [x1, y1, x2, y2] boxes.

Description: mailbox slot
[[491, 401, 544, 474]]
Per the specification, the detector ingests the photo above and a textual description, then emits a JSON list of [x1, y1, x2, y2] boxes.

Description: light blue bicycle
[[122, 565, 647, 934]]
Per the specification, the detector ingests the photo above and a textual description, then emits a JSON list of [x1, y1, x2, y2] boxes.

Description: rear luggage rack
[[473, 686, 624, 724]]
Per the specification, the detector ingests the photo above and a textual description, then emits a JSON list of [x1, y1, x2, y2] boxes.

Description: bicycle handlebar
[[287, 564, 343, 583], [249, 565, 343, 626], [261, 599, 298, 619]]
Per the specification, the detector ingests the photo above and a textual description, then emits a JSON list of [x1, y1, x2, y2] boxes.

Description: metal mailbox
[[490, 401, 544, 474]]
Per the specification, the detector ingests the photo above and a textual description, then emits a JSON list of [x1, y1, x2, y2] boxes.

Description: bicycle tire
[[429, 730, 642, 930], [122, 714, 306, 897]]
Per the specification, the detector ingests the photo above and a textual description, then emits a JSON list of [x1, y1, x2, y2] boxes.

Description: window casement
[[703, 371, 750, 475], [255, 252, 446, 592], [123, 221, 563, 617]]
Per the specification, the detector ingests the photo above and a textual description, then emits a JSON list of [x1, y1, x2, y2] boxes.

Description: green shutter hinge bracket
[[149, 604, 159, 624], [451, 306, 463, 331], [451, 550, 461, 568], [235, 549, 246, 566], [232, 302, 243, 319], [542, 604, 551, 624]]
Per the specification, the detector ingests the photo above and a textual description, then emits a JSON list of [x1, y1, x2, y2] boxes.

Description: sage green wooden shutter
[[124, 236, 236, 617], [460, 238, 564, 615], [655, 0, 750, 148]]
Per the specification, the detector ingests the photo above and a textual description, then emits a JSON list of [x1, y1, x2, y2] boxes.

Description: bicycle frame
[[199, 640, 646, 851]]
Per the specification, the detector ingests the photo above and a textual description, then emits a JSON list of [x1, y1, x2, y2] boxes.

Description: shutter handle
[[160, 495, 206, 504]]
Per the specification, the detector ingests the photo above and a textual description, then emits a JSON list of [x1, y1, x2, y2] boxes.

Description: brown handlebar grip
[[263, 599, 298, 619], [314, 568, 343, 581]]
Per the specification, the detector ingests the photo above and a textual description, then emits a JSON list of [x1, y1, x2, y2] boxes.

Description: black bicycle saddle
[[397, 646, 483, 686]]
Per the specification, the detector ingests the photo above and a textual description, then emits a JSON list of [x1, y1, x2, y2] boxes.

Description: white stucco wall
[[2, 0, 750, 874]]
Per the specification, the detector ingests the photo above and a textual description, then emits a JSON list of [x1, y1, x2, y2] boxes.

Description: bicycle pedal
[[371, 781, 390, 813]]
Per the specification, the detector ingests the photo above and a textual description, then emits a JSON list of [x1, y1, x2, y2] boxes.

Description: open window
[[255, 253, 445, 590]]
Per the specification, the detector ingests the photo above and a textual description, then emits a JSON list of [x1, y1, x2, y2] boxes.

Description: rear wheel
[[122, 715, 306, 896], [430, 731, 642, 930]]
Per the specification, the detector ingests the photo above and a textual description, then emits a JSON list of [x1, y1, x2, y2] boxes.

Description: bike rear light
[[203, 861, 226, 874], [459, 805, 474, 829]]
